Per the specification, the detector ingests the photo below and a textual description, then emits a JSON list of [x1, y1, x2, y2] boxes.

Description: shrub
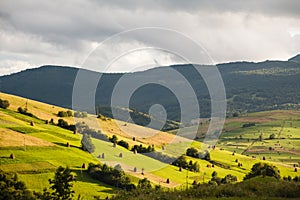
[[242, 122, 255, 128], [269, 133, 276, 139], [17, 107, 35, 117], [117, 140, 129, 149], [0, 98, 9, 109], [138, 178, 152, 189], [74, 111, 87, 118]]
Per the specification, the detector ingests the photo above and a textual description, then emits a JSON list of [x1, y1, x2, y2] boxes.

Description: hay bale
[[133, 167, 137, 172], [30, 121, 34, 126], [82, 163, 86, 169], [119, 153, 123, 158], [66, 142, 70, 147], [10, 153, 15, 159], [166, 178, 170, 184]]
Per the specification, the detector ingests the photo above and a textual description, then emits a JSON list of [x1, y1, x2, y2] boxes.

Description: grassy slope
[[0, 92, 299, 197]]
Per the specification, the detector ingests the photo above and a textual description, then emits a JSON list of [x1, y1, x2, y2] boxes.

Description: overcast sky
[[0, 0, 300, 75]]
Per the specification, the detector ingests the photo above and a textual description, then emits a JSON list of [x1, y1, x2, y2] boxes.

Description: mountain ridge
[[1, 55, 300, 123]]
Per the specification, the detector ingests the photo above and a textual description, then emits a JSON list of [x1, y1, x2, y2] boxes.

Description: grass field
[[0, 92, 300, 199]]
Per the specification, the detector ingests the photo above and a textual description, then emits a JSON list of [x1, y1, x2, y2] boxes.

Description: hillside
[[0, 92, 299, 199], [1, 56, 300, 124]]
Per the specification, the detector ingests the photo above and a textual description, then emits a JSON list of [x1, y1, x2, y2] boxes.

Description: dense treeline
[[110, 177, 300, 200], [88, 163, 136, 191]]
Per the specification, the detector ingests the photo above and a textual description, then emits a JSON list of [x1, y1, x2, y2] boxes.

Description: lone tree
[[244, 162, 280, 180], [81, 134, 95, 153], [109, 135, 118, 144], [0, 98, 9, 109], [36, 166, 75, 200]]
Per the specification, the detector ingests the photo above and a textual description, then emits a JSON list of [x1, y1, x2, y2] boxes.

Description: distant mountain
[[288, 54, 300, 62], [1, 56, 300, 125]]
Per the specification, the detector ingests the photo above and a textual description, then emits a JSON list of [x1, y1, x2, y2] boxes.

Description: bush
[[117, 140, 129, 149], [242, 122, 256, 128], [138, 178, 152, 189], [17, 107, 35, 118], [269, 133, 276, 139], [0, 98, 9, 109], [74, 111, 87, 118]]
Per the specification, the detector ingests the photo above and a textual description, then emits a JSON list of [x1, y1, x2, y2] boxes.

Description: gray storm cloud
[[0, 0, 300, 75]]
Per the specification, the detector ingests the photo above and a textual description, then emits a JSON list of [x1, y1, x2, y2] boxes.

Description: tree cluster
[[17, 107, 36, 118], [209, 171, 238, 185], [88, 163, 136, 191], [57, 119, 75, 131], [131, 144, 154, 153], [74, 111, 87, 118], [57, 110, 72, 117], [109, 135, 130, 149], [172, 156, 200, 172], [244, 162, 281, 180]]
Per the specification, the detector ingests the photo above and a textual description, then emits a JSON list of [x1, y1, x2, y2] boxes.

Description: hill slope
[[0, 92, 299, 194]]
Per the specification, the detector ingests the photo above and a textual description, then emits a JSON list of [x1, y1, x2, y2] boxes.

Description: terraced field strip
[[0, 161, 56, 173]]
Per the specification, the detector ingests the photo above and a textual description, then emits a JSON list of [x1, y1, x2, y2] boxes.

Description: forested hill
[[0, 55, 300, 122]]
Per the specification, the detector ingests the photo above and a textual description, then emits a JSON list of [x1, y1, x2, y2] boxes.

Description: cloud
[[0, 0, 299, 75]]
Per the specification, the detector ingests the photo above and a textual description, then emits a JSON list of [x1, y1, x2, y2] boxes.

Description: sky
[[0, 0, 300, 75]]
